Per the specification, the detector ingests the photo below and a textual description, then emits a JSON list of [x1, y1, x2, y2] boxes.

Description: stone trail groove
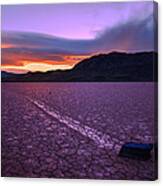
[[27, 97, 121, 152]]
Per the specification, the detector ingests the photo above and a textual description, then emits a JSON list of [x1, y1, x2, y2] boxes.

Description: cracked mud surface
[[1, 83, 157, 180]]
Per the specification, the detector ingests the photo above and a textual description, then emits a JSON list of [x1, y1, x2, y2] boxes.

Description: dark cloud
[[94, 14, 156, 52], [1, 14, 157, 66]]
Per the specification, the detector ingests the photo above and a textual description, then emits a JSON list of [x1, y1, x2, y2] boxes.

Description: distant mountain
[[1, 71, 17, 78], [1, 51, 158, 82]]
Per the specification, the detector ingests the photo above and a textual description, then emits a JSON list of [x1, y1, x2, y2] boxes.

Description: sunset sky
[[1, 1, 156, 73]]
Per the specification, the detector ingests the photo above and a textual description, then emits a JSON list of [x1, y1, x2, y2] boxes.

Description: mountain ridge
[[1, 51, 158, 82]]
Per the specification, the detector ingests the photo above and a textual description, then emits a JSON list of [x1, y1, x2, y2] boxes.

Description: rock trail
[[28, 97, 122, 152]]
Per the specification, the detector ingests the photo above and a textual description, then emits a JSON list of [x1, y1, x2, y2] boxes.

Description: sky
[[1, 1, 157, 73]]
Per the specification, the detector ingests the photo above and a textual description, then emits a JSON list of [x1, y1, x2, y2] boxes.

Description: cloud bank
[[1, 12, 157, 68]]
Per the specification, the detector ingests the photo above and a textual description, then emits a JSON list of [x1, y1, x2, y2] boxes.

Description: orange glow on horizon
[[1, 62, 74, 73], [1, 54, 91, 73]]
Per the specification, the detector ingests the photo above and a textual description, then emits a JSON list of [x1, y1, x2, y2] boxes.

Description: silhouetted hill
[[2, 71, 18, 78], [1, 51, 158, 82]]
